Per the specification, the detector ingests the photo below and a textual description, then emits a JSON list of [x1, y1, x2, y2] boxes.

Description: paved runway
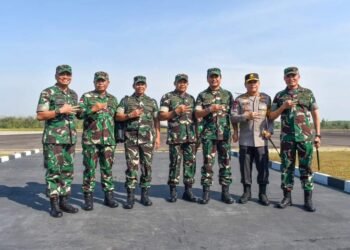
[[0, 152, 349, 249], [1, 130, 349, 154]]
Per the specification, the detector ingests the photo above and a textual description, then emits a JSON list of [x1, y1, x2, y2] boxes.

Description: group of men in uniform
[[36, 64, 321, 218]]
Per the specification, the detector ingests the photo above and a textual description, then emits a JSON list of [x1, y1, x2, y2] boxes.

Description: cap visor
[[246, 78, 259, 83], [176, 78, 188, 83]]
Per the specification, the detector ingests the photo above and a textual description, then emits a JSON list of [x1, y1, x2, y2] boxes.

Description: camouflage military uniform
[[272, 86, 318, 191], [79, 90, 118, 193], [37, 84, 78, 197], [160, 91, 197, 186], [195, 87, 233, 187], [231, 92, 273, 185], [117, 93, 159, 189]]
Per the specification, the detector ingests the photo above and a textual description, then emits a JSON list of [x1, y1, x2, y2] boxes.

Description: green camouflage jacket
[[36, 84, 78, 144], [195, 87, 233, 140], [160, 91, 196, 144], [271, 86, 318, 142], [78, 91, 118, 145], [117, 93, 159, 145]]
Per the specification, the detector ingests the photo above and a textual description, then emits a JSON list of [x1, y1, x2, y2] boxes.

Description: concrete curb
[[231, 150, 350, 194], [0, 149, 40, 163]]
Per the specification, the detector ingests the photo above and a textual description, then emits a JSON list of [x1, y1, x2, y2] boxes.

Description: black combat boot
[[167, 185, 177, 202], [104, 191, 119, 208], [304, 190, 316, 212], [199, 186, 210, 204], [221, 185, 235, 204], [182, 184, 198, 202], [140, 187, 153, 206], [59, 195, 79, 213], [82, 192, 93, 211], [49, 195, 63, 218], [277, 190, 292, 209], [239, 184, 251, 204], [123, 188, 135, 209], [258, 184, 270, 206]]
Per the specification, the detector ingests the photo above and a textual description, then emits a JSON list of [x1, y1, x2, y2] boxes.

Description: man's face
[[133, 82, 147, 95], [207, 74, 221, 88], [94, 79, 109, 93], [55, 72, 72, 86], [175, 79, 188, 93], [245, 80, 260, 94], [284, 73, 300, 89]]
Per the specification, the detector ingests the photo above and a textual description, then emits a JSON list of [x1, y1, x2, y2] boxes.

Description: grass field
[[269, 151, 350, 180]]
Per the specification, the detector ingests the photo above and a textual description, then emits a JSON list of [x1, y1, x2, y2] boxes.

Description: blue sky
[[1, 0, 349, 120]]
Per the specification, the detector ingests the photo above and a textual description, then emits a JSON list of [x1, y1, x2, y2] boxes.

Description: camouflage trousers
[[168, 143, 196, 186], [280, 140, 314, 191], [239, 145, 269, 185], [201, 139, 232, 187], [43, 144, 75, 197], [82, 144, 116, 193], [124, 141, 154, 189]]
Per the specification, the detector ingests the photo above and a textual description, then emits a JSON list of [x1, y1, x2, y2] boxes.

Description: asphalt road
[[1, 130, 349, 154], [0, 152, 350, 249]]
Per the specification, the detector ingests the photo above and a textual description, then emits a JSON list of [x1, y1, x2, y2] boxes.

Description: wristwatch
[[55, 107, 60, 115], [315, 134, 322, 139]]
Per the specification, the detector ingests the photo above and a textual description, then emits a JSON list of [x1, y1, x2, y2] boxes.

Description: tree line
[[0, 117, 349, 130], [0, 117, 83, 129]]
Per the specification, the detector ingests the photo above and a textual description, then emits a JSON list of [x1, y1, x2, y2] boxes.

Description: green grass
[[269, 151, 350, 180], [0, 128, 43, 131]]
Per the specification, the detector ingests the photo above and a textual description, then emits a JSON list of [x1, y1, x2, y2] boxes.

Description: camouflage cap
[[245, 73, 259, 83], [207, 67, 221, 77], [133, 75, 147, 84], [175, 73, 188, 83], [94, 71, 109, 82], [284, 66, 299, 76], [56, 64, 72, 74]]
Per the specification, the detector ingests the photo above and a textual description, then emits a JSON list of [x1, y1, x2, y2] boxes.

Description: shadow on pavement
[[0, 181, 241, 213]]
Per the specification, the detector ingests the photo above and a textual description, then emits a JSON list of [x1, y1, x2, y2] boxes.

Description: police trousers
[[239, 145, 269, 185]]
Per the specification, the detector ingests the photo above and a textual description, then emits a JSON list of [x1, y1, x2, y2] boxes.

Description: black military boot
[[167, 185, 177, 202], [239, 184, 251, 204], [277, 190, 292, 208], [123, 188, 135, 209], [304, 190, 316, 212], [82, 192, 93, 211], [221, 185, 235, 204], [59, 195, 79, 213], [140, 187, 153, 206], [49, 195, 63, 218], [104, 191, 119, 208], [258, 184, 270, 206], [199, 186, 210, 204], [182, 184, 198, 202]]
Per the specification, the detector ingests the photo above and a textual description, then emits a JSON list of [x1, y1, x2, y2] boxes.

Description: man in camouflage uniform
[[159, 73, 198, 203], [36, 65, 80, 217], [78, 71, 119, 211], [116, 75, 160, 209], [269, 67, 321, 212], [231, 73, 273, 206], [195, 68, 238, 204]]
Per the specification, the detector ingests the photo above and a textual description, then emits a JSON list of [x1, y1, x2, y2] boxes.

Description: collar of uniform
[[132, 92, 147, 100], [243, 92, 262, 98], [92, 90, 110, 98], [54, 84, 70, 95], [206, 86, 222, 94], [284, 85, 305, 94], [173, 90, 188, 98]]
